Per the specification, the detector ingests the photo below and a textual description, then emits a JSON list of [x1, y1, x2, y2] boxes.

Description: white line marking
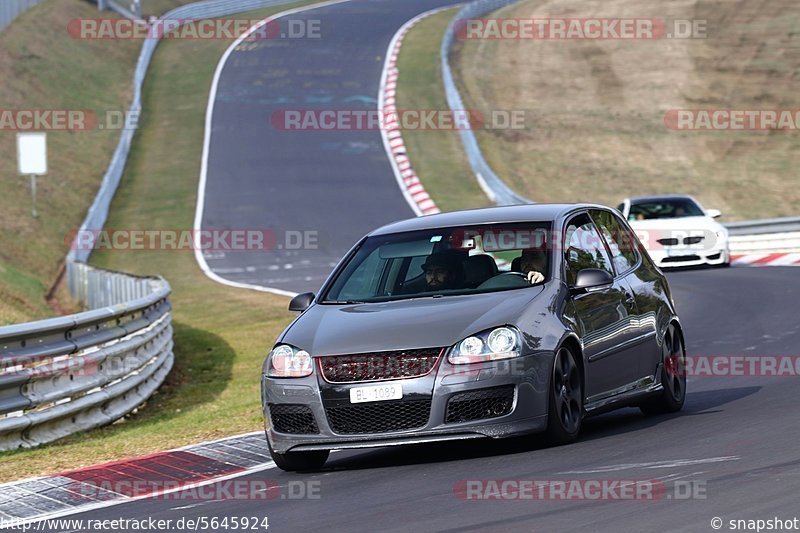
[[194, 0, 356, 298], [10, 461, 278, 528], [558, 456, 740, 474], [378, 6, 456, 217], [474, 171, 497, 203]]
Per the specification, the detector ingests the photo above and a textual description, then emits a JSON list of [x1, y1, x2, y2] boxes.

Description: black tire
[[640, 323, 687, 415], [267, 438, 329, 472], [545, 345, 583, 445]]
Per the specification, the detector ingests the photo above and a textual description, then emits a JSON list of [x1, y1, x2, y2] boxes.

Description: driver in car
[[519, 249, 547, 285], [421, 253, 462, 291]]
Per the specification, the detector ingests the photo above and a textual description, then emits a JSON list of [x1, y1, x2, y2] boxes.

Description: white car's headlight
[[449, 327, 521, 364], [267, 344, 312, 377]]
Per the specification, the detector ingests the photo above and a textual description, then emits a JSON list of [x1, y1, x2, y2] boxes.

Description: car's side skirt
[[584, 375, 662, 415]]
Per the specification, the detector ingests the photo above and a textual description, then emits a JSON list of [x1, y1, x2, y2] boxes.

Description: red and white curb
[[0, 432, 273, 525], [379, 7, 453, 218], [731, 253, 800, 267]]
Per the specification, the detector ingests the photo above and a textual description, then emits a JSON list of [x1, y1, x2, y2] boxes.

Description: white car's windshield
[[322, 222, 552, 303], [629, 198, 704, 221]]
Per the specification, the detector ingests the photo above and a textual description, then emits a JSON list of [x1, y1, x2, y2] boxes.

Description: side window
[[591, 210, 639, 274], [563, 214, 614, 285]]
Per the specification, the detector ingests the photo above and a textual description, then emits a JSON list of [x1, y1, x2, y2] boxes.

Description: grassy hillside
[[449, 0, 800, 220], [0, 0, 142, 324]]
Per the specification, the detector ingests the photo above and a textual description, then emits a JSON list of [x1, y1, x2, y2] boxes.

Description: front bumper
[[649, 245, 730, 268], [262, 352, 552, 454]]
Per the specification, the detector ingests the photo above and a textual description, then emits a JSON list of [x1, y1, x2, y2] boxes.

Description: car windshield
[[322, 222, 552, 303], [628, 198, 704, 220]]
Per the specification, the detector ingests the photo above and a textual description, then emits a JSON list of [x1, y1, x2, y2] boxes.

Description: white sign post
[[17, 133, 48, 218]]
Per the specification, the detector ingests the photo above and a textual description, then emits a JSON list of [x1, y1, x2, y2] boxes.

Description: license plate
[[349, 383, 403, 403]]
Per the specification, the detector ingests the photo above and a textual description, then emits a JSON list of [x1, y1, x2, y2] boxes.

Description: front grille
[[319, 348, 442, 383], [683, 236, 705, 245], [268, 404, 319, 434], [662, 255, 700, 263], [657, 238, 679, 246], [325, 400, 431, 434], [445, 386, 515, 423]]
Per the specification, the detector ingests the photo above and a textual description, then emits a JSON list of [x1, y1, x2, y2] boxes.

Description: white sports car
[[617, 195, 730, 268]]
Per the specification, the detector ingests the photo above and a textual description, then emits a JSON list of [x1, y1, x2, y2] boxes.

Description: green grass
[[394, 9, 490, 213], [0, 263, 52, 324], [0, 0, 244, 324], [0, 0, 141, 323], [0, 0, 327, 483]]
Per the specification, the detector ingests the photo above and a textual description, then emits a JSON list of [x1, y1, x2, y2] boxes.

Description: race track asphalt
[[64, 1, 800, 531], [199, 0, 463, 293], [65, 267, 800, 532]]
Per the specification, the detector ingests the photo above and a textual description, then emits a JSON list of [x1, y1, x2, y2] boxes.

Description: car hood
[[628, 215, 725, 233], [280, 287, 546, 355], [628, 216, 726, 248]]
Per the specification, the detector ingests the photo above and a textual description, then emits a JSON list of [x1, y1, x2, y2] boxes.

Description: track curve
[[197, 0, 462, 294], [70, 1, 800, 531]]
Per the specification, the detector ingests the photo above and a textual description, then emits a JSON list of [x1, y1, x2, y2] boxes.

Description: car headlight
[[266, 344, 313, 377], [449, 326, 521, 364]]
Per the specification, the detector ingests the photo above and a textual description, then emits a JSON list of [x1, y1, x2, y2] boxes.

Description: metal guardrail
[[440, 0, 529, 206], [0, 265, 172, 451], [725, 218, 800, 254], [724, 217, 800, 236], [0, 0, 44, 32], [1, 0, 306, 451], [729, 232, 800, 254], [104, 0, 143, 20]]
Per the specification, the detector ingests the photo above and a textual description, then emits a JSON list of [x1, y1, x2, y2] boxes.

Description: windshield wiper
[[325, 300, 368, 304]]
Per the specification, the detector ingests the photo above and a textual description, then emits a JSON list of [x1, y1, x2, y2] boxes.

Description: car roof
[[369, 203, 610, 236], [626, 194, 699, 204]]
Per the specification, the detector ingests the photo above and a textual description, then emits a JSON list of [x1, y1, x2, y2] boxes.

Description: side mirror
[[706, 209, 722, 219], [572, 269, 613, 294], [289, 292, 315, 312]]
